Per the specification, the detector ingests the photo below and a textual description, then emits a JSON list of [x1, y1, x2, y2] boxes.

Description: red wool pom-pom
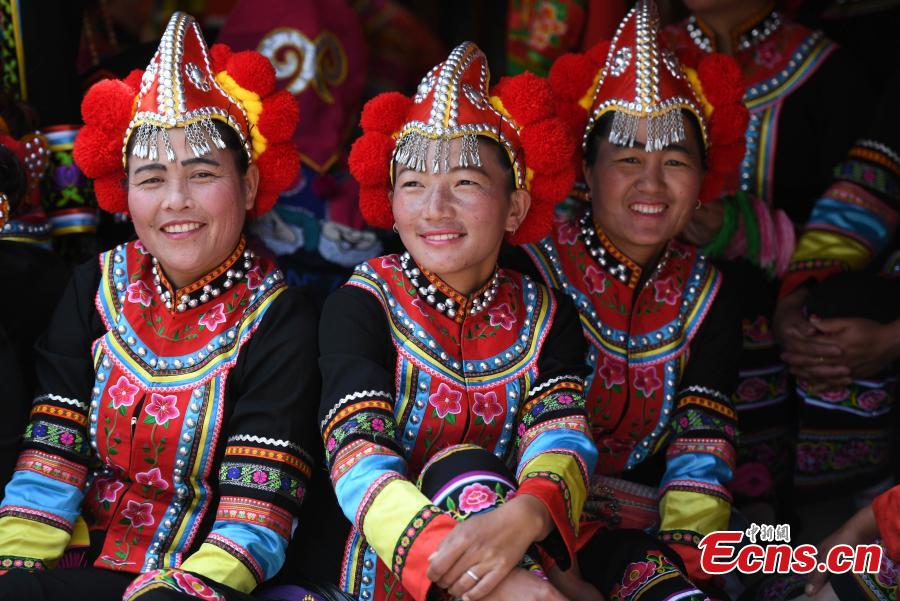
[[531, 168, 576, 208], [256, 143, 300, 195], [348, 133, 394, 188], [74, 124, 126, 179], [510, 192, 555, 245], [707, 140, 746, 173], [358, 186, 393, 230], [584, 40, 611, 65], [520, 118, 574, 172], [493, 72, 553, 126], [80, 80, 136, 134], [359, 92, 413, 136], [698, 170, 727, 203], [709, 103, 750, 146], [123, 69, 144, 92], [258, 91, 300, 143], [555, 103, 590, 142], [93, 175, 129, 213], [225, 50, 276, 97], [697, 54, 745, 105], [548, 53, 599, 102], [210, 44, 232, 73]]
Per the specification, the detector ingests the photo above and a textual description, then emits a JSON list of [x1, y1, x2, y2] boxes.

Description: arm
[[174, 289, 320, 593], [318, 286, 456, 601], [0, 260, 101, 570], [658, 275, 740, 587]]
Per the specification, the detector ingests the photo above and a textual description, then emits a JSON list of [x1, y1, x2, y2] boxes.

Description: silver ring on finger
[[466, 569, 480, 583]]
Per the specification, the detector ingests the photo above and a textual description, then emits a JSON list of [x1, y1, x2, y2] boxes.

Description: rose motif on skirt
[[458, 482, 498, 514]]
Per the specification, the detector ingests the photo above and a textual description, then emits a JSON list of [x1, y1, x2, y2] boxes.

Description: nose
[[160, 178, 191, 211], [634, 157, 666, 195], [421, 182, 455, 220]]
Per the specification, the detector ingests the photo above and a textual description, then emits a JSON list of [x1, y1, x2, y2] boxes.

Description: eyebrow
[[613, 140, 692, 154], [133, 157, 221, 175]]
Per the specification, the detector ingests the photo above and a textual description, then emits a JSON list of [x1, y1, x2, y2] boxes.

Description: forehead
[[127, 127, 230, 171], [603, 113, 703, 154]]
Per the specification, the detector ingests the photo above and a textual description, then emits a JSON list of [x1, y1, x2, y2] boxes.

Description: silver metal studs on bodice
[[399, 251, 499, 320], [579, 213, 630, 283], [153, 249, 255, 312]]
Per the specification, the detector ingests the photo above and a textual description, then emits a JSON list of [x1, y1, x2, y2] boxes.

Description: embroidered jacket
[[0, 240, 318, 594], [523, 213, 740, 582], [319, 254, 597, 601]]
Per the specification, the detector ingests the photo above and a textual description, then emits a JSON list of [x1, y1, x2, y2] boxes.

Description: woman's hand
[[548, 561, 605, 601], [427, 494, 553, 600], [479, 568, 569, 601], [805, 505, 879, 597], [808, 316, 900, 378], [681, 200, 724, 247], [773, 289, 849, 387]]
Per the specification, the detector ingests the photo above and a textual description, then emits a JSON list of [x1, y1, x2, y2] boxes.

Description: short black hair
[[583, 110, 708, 169], [125, 119, 249, 174], [477, 136, 515, 194], [0, 145, 26, 214]]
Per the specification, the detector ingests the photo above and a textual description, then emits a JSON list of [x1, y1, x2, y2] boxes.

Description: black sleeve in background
[[535, 288, 590, 382], [678, 272, 742, 400], [32, 258, 104, 408], [499, 243, 543, 281], [0, 326, 26, 491]]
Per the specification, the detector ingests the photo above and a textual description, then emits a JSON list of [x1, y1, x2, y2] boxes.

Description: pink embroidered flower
[[172, 570, 223, 600], [754, 40, 782, 69], [135, 467, 168, 490], [618, 559, 656, 598], [198, 303, 227, 332], [245, 267, 263, 290], [134, 240, 148, 254], [597, 356, 626, 389], [145, 393, 180, 426], [557, 394, 574, 405], [796, 443, 830, 474], [429, 383, 463, 419], [96, 478, 124, 503], [517, 423, 527, 437], [122, 500, 154, 528], [371, 417, 385, 432], [59, 432, 75, 445], [858, 390, 888, 412], [557, 220, 579, 245], [252, 470, 269, 484], [488, 303, 516, 330], [583, 264, 607, 295], [633, 366, 661, 397], [326, 437, 337, 452], [743, 316, 773, 344], [819, 387, 850, 403], [126, 280, 153, 307], [736, 377, 769, 403], [381, 255, 403, 272], [876, 551, 900, 587], [473, 391, 504, 424], [108, 375, 139, 409], [411, 297, 430, 318], [653, 276, 680, 306], [728, 462, 773, 498], [458, 482, 498, 514]]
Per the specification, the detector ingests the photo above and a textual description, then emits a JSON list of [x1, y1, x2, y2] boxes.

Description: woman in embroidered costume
[[663, 0, 884, 509], [0, 12, 318, 601], [313, 41, 597, 601], [511, 1, 747, 599]]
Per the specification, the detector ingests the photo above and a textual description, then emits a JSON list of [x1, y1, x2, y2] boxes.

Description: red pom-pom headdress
[[348, 42, 576, 244], [548, 0, 748, 202], [73, 12, 300, 217]]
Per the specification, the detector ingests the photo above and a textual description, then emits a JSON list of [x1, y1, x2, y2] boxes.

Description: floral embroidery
[[245, 267, 263, 290], [633, 366, 661, 397], [528, 1, 567, 51], [126, 281, 152, 307], [198, 303, 227, 332], [729, 462, 773, 497], [0, 556, 45, 571], [381, 255, 403, 271], [858, 390, 888, 412], [220, 463, 306, 501], [653, 277, 680, 306], [736, 377, 769, 403], [457, 483, 498, 513], [557, 219, 579, 245], [411, 297, 430, 318], [122, 500, 154, 528], [583, 264, 607, 295], [96, 478, 125, 503], [172, 571, 222, 599], [754, 40, 782, 68], [472, 391, 503, 424], [597, 356, 626, 389], [144, 393, 180, 426], [618, 559, 656, 598], [488, 303, 516, 330], [135, 467, 169, 490], [819, 387, 850, 403], [742, 316, 773, 344], [429, 382, 462, 419], [108, 376, 139, 409]]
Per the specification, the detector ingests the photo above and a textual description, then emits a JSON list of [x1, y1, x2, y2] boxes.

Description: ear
[[582, 158, 593, 188], [506, 188, 531, 233], [243, 163, 260, 212]]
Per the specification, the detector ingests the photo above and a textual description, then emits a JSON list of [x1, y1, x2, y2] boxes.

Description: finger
[[806, 571, 828, 596], [785, 320, 819, 338], [809, 317, 852, 334], [461, 565, 507, 601], [438, 551, 480, 591], [447, 566, 482, 599], [781, 353, 851, 372], [780, 336, 844, 357], [427, 531, 469, 584]]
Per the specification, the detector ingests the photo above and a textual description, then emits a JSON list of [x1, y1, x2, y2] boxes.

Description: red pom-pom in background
[[360, 92, 413, 136], [258, 91, 300, 143], [210, 44, 232, 73], [80, 80, 136, 135], [548, 53, 598, 103], [349, 133, 394, 188], [698, 54, 745, 105], [709, 103, 750, 146], [93, 175, 128, 213], [74, 124, 126, 179], [358, 186, 393, 230], [493, 72, 553, 125], [225, 50, 276, 97], [520, 119, 573, 172]]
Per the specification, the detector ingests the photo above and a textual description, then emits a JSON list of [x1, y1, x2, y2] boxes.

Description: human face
[[127, 126, 259, 288], [391, 137, 529, 294], [585, 114, 704, 267]]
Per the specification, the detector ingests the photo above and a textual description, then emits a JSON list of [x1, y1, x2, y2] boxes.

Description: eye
[[192, 170, 217, 179], [457, 179, 478, 186], [136, 176, 163, 186], [400, 180, 423, 188], [664, 158, 686, 166], [617, 156, 640, 164]]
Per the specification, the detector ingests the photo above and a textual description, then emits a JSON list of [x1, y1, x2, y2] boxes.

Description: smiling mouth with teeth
[[629, 203, 667, 215], [423, 233, 463, 241], [162, 223, 203, 234]]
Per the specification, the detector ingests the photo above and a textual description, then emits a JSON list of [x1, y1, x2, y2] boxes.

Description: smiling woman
[[0, 12, 322, 601]]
